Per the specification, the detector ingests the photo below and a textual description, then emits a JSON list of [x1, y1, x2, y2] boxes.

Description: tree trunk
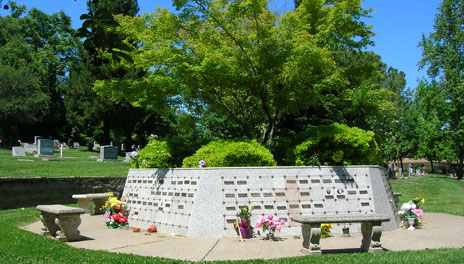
[[457, 157, 463, 180], [400, 157, 403, 172], [429, 160, 434, 173]]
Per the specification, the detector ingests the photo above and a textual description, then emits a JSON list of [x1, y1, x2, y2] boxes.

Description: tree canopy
[[94, 0, 393, 147], [418, 0, 464, 179]]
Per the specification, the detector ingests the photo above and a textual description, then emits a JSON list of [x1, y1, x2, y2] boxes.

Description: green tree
[[419, 0, 464, 179], [95, 0, 375, 145], [414, 79, 449, 173], [0, 3, 76, 142], [0, 65, 49, 144]]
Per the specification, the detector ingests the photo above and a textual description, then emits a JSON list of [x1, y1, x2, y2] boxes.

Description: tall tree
[[95, 0, 375, 145], [419, 0, 464, 179], [0, 3, 76, 142], [414, 79, 449, 173]]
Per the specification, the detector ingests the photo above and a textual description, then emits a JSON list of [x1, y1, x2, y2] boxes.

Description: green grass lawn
[[390, 174, 464, 217], [0, 148, 130, 178], [1, 174, 464, 263]]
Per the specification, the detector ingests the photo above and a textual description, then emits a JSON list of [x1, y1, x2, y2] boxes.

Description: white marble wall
[[123, 166, 398, 237]]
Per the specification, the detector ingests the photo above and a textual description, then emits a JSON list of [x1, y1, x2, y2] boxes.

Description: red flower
[[111, 213, 127, 224]]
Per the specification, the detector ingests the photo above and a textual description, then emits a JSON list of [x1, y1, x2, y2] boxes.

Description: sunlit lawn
[[0, 148, 129, 178]]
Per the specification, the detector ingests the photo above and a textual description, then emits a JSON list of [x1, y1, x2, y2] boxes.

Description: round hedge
[[182, 139, 276, 168], [130, 139, 172, 168], [292, 123, 380, 166]]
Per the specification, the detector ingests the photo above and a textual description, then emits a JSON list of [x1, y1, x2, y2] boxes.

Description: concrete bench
[[36, 205, 85, 242], [72, 193, 110, 215], [292, 214, 391, 255]]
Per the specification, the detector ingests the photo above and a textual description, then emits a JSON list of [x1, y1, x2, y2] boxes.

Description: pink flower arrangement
[[413, 209, 424, 218], [255, 215, 285, 233]]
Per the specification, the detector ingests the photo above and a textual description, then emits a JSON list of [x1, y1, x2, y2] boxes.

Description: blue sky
[[1, 0, 441, 90]]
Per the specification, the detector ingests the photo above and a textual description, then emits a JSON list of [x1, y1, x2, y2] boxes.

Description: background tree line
[[0, 0, 463, 178]]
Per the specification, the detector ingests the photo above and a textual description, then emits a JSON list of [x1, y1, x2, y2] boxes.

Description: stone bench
[[292, 214, 391, 255], [36, 205, 85, 242], [72, 193, 111, 215]]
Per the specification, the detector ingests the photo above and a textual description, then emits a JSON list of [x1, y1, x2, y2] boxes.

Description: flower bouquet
[[235, 206, 253, 238], [255, 215, 285, 240], [398, 197, 425, 229], [321, 223, 333, 238], [101, 193, 129, 229]]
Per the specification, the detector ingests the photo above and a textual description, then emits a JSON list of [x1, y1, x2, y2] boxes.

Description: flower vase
[[402, 219, 409, 229], [266, 232, 275, 240], [240, 226, 251, 239], [407, 218, 416, 230]]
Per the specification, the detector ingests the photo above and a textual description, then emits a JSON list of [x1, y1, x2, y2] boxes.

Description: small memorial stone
[[23, 143, 37, 153], [73, 142, 80, 149], [12, 147, 26, 157]]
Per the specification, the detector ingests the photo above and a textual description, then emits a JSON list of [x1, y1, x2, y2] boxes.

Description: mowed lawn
[[1, 156, 464, 263], [390, 173, 464, 217], [0, 148, 130, 178]]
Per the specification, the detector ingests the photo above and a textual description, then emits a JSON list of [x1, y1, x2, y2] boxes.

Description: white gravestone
[[23, 143, 37, 153], [12, 147, 26, 157], [73, 142, 80, 149]]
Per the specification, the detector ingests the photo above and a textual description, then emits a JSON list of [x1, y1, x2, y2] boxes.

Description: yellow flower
[[421, 199, 425, 204], [251, 205, 254, 210], [243, 208, 248, 213]]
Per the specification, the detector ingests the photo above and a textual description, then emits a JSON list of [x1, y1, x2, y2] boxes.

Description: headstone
[[35, 139, 54, 157], [124, 152, 131, 162], [93, 142, 100, 151], [73, 142, 80, 149], [97, 146, 119, 162], [53, 139, 60, 148], [12, 147, 26, 157], [121, 144, 125, 151], [23, 143, 37, 153], [34, 136, 41, 145]]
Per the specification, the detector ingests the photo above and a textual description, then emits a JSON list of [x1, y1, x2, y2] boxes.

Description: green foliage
[[0, 5, 76, 142], [131, 138, 172, 168], [182, 139, 276, 168], [290, 123, 380, 166], [76, 0, 134, 63], [95, 0, 375, 144], [418, 0, 464, 179]]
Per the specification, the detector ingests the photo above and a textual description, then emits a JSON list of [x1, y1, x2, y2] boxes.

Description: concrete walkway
[[22, 213, 464, 261]]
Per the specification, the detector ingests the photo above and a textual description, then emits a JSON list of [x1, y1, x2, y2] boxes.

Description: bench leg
[[301, 223, 322, 255], [93, 198, 107, 215], [361, 221, 383, 253], [76, 198, 93, 214], [39, 213, 59, 237], [54, 214, 82, 242]]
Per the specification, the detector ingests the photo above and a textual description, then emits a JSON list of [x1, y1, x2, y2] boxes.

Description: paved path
[[22, 213, 464, 261]]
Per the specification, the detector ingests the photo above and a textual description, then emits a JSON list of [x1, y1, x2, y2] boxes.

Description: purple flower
[[198, 160, 207, 167]]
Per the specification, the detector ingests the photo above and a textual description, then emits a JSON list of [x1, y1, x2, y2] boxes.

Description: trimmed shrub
[[182, 139, 277, 168], [130, 139, 171, 168], [291, 123, 380, 166]]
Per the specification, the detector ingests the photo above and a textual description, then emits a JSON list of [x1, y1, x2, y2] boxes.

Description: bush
[[182, 139, 277, 168], [130, 139, 172, 168], [290, 123, 380, 166]]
